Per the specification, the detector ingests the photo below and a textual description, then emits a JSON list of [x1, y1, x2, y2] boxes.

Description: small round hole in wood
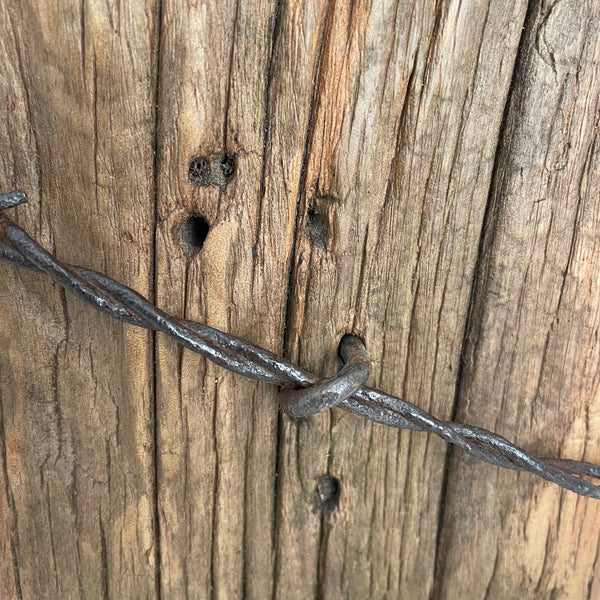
[[314, 474, 341, 516], [179, 214, 210, 258]]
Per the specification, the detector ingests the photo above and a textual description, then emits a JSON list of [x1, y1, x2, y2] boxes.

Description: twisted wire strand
[[1, 190, 599, 499]]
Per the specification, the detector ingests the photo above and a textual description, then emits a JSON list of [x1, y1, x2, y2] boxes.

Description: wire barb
[[279, 334, 371, 419], [1, 190, 599, 499]]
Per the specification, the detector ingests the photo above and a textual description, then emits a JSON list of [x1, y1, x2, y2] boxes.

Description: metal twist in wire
[[2, 190, 600, 499]]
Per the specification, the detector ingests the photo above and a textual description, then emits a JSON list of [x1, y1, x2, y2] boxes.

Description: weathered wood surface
[[0, 1, 598, 599], [0, 2, 158, 598]]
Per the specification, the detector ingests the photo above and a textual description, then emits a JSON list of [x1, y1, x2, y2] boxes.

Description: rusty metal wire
[[2, 189, 600, 499]]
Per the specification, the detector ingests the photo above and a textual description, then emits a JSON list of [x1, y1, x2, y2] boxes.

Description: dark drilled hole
[[188, 151, 236, 190], [188, 157, 211, 187], [179, 214, 210, 257], [219, 152, 236, 180], [304, 207, 329, 248], [314, 474, 341, 516]]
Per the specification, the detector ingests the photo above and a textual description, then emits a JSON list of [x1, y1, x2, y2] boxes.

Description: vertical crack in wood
[[99, 508, 109, 600], [277, 0, 336, 595], [316, 419, 336, 599], [281, 0, 334, 361], [252, 2, 286, 599], [430, 1, 537, 595], [222, 0, 241, 151], [5, 6, 42, 214], [254, 0, 283, 290], [0, 386, 23, 600], [151, 1, 165, 597], [210, 376, 220, 600]]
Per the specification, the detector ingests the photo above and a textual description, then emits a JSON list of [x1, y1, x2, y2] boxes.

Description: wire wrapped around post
[[1, 190, 600, 499]]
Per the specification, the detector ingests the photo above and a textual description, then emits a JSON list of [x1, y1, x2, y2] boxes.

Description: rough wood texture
[[435, 2, 600, 598], [0, 1, 599, 599], [153, 1, 286, 597], [0, 2, 158, 598]]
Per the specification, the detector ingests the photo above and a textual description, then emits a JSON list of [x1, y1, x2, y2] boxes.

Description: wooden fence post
[[1, 1, 598, 598]]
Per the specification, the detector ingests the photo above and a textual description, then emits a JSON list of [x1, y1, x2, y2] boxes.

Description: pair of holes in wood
[[180, 151, 237, 257]]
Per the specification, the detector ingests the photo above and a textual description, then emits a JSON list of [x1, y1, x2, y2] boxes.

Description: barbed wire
[[2, 190, 599, 499]]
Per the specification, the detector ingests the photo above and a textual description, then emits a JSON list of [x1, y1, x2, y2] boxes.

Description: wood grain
[[0, 1, 158, 598], [435, 1, 600, 597], [279, 0, 529, 597], [152, 0, 287, 597], [0, 1, 599, 599]]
